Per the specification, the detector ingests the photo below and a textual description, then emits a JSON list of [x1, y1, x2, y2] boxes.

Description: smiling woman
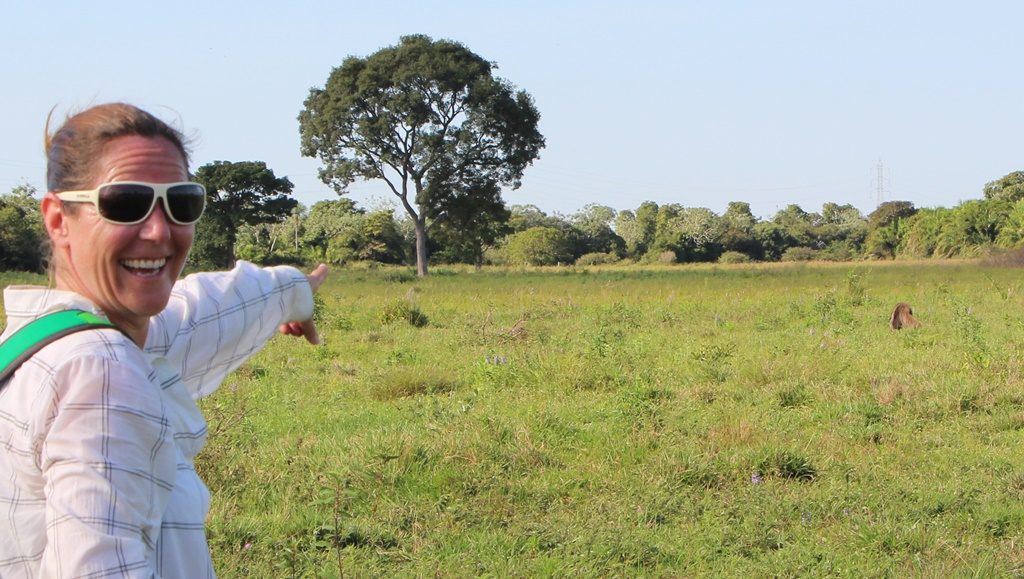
[[45, 132, 197, 343], [0, 103, 329, 578]]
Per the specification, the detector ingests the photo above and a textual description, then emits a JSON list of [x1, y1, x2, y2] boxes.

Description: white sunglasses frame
[[55, 181, 207, 225]]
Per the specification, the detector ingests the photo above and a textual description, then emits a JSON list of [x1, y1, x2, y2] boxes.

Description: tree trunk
[[415, 219, 429, 277], [226, 217, 237, 269]]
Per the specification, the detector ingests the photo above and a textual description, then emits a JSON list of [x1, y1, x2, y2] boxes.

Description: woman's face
[[51, 135, 195, 333]]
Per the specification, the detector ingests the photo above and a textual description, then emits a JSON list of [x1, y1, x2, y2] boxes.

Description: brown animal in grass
[[890, 302, 921, 330]]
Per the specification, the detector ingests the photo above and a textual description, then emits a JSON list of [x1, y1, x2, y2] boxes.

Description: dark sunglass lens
[[98, 184, 155, 223], [166, 184, 206, 223]]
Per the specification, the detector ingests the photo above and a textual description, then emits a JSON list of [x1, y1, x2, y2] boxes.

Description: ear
[[41, 192, 72, 249]]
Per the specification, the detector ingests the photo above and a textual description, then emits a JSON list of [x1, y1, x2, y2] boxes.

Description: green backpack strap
[[0, 309, 121, 384]]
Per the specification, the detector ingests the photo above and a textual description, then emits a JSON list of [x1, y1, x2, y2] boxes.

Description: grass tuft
[[755, 448, 818, 482], [379, 300, 429, 327], [372, 367, 460, 400]]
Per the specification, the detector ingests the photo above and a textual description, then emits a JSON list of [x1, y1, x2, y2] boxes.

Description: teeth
[[122, 258, 167, 270]]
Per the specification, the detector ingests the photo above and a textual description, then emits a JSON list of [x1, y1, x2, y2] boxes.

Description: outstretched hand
[[278, 264, 330, 344]]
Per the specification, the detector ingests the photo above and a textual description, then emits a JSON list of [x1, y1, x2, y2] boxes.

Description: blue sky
[[3, 0, 1021, 219]]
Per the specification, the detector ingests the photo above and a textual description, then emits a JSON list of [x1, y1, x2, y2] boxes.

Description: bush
[[781, 247, 819, 262], [575, 252, 618, 266], [504, 227, 572, 266], [312, 293, 353, 331], [717, 251, 752, 264]]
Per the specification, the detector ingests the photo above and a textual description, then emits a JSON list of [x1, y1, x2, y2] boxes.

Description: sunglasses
[[56, 181, 207, 225]]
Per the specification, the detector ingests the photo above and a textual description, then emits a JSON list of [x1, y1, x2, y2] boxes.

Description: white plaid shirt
[[0, 262, 313, 578]]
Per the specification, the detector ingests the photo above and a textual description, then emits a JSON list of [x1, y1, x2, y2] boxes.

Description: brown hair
[[45, 102, 191, 193], [42, 103, 192, 280]]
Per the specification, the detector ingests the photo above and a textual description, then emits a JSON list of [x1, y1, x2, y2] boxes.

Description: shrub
[[380, 300, 429, 327], [657, 250, 677, 264], [312, 293, 353, 331], [575, 252, 617, 266], [819, 242, 858, 262], [718, 251, 752, 264], [781, 247, 818, 262], [504, 227, 572, 266]]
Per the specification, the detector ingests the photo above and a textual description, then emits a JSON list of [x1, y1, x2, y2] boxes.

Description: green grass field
[[5, 262, 1024, 576]]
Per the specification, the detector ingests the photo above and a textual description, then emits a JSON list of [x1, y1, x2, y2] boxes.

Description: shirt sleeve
[[39, 352, 176, 578], [145, 261, 314, 399]]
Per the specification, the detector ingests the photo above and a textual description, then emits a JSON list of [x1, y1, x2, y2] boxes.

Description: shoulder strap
[[0, 309, 122, 384]]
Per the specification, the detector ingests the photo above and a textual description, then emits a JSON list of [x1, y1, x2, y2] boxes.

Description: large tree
[[299, 34, 545, 276], [192, 161, 296, 267]]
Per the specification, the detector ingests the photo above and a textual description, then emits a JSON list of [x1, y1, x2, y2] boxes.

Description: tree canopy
[[192, 161, 296, 267], [299, 34, 545, 276], [983, 171, 1024, 203]]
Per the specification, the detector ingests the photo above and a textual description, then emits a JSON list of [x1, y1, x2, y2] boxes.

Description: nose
[[138, 201, 172, 241]]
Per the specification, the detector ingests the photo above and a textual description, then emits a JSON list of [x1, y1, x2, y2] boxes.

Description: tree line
[[3, 169, 1023, 273]]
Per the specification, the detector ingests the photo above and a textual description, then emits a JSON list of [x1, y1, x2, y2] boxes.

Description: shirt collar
[[1, 286, 108, 341]]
